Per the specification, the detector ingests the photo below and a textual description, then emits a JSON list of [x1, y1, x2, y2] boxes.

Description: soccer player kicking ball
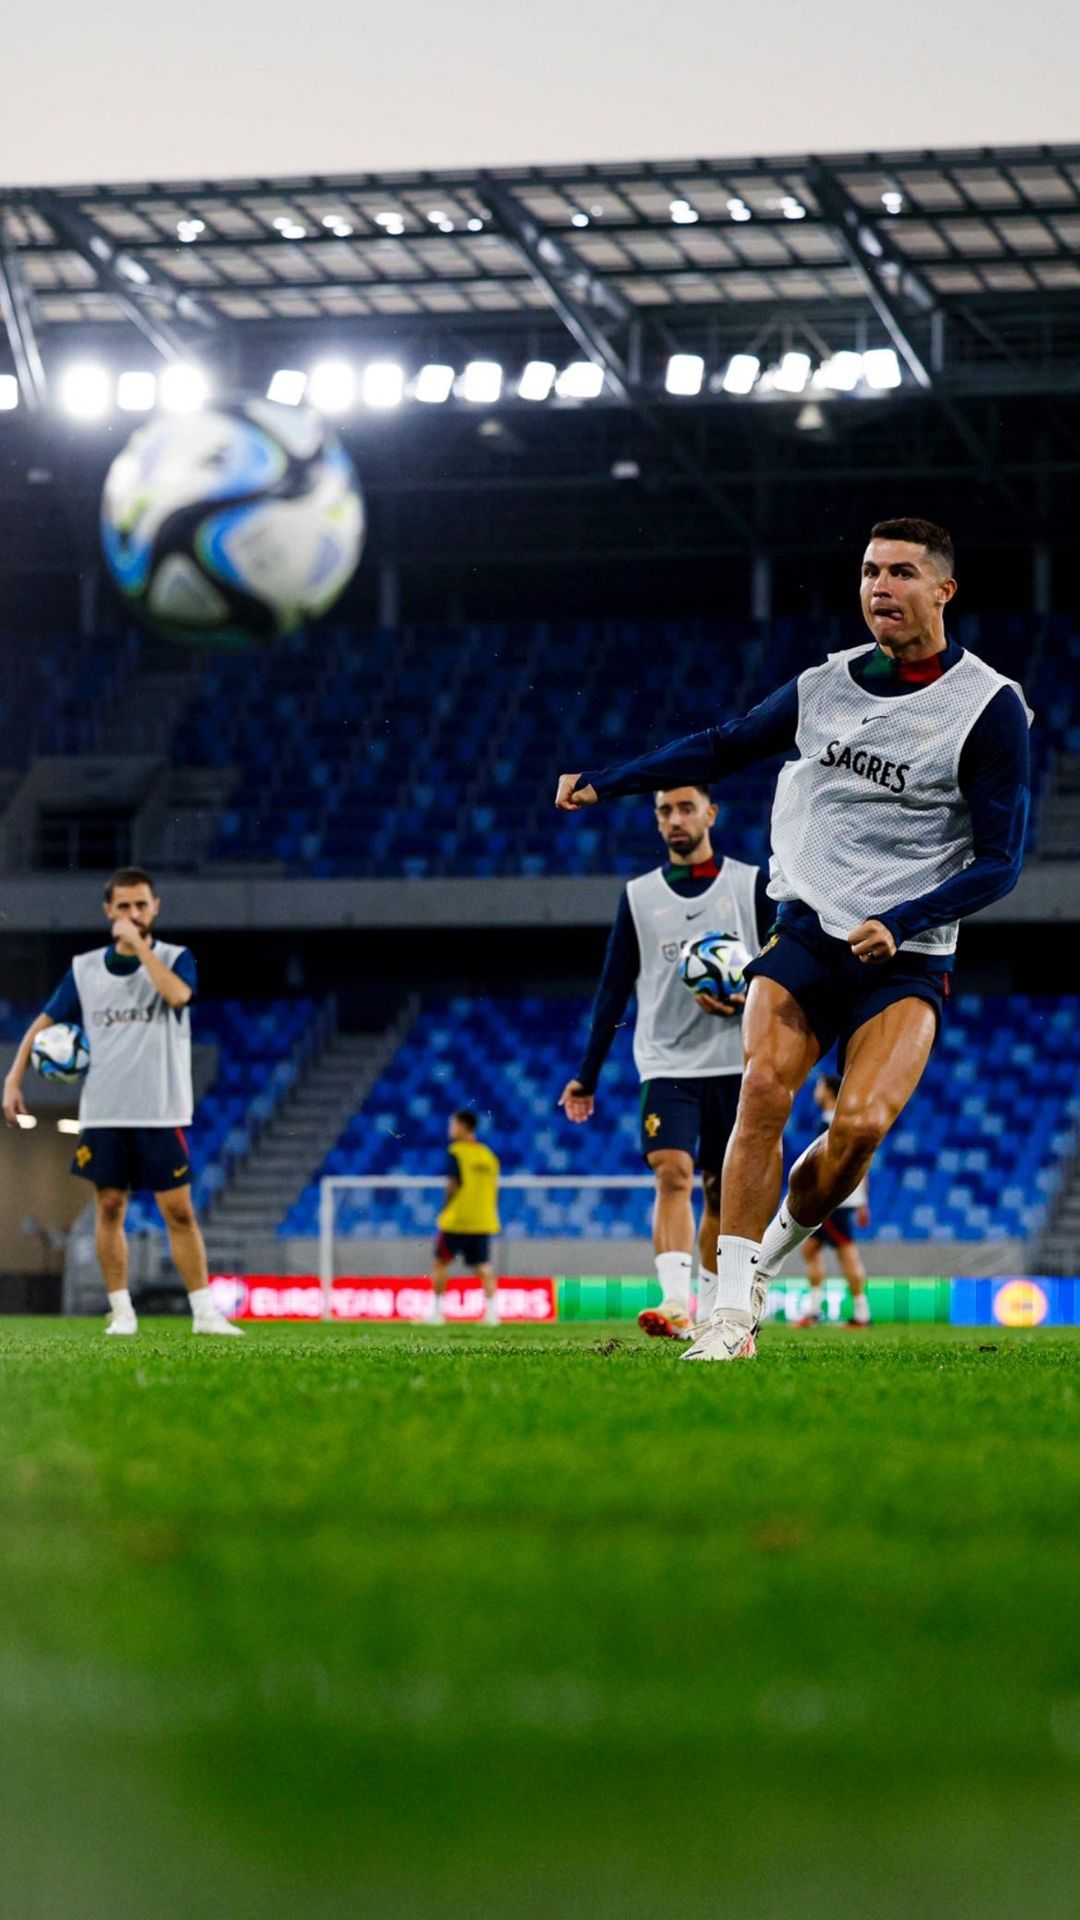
[[2, 867, 242, 1338], [556, 518, 1031, 1361], [558, 785, 771, 1340]]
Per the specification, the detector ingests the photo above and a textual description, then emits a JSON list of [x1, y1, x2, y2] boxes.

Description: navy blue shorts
[[72, 1127, 193, 1193], [638, 1075, 741, 1172], [743, 908, 949, 1066], [807, 1206, 857, 1248], [435, 1230, 492, 1266]]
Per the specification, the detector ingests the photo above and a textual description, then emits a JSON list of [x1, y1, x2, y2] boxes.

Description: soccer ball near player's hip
[[100, 398, 365, 647], [31, 1023, 91, 1084], [679, 932, 750, 1004]]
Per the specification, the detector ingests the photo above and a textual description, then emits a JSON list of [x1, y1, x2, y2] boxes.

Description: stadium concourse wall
[[1, 865, 1077, 931]]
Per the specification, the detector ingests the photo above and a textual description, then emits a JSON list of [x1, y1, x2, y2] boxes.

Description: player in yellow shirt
[[426, 1109, 501, 1326]]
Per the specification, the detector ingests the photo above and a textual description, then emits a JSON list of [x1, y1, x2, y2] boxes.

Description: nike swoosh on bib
[[685, 909, 707, 920]]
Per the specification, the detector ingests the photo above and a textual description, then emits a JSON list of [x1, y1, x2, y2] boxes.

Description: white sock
[[108, 1289, 135, 1320], [655, 1250, 692, 1310], [714, 1236, 760, 1317], [757, 1197, 821, 1278], [189, 1286, 218, 1324], [852, 1292, 871, 1325], [807, 1283, 824, 1316], [697, 1268, 719, 1320]]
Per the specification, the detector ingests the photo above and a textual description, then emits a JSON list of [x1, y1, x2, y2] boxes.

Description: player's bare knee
[[96, 1189, 127, 1226], [830, 1099, 891, 1164], [738, 1062, 791, 1138], [652, 1153, 693, 1197], [158, 1190, 196, 1229]]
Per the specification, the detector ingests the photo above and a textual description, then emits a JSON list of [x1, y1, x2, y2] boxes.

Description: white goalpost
[[317, 1173, 656, 1320]]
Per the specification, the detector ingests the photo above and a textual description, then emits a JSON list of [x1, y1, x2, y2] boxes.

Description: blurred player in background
[[2, 867, 241, 1337], [557, 519, 1032, 1361], [559, 786, 771, 1340], [797, 1074, 872, 1327], [427, 1109, 501, 1327]]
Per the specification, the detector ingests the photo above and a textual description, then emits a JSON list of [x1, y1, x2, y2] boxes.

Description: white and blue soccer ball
[[31, 1022, 91, 1084], [100, 398, 365, 647], [679, 932, 751, 1004]]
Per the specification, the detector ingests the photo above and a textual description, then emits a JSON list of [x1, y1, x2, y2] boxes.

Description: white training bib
[[768, 644, 1031, 955], [72, 942, 194, 1127], [626, 859, 760, 1080]]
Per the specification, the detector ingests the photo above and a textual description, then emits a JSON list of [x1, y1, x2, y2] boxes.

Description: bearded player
[[556, 518, 1031, 1360], [3, 867, 241, 1337], [559, 786, 770, 1339]]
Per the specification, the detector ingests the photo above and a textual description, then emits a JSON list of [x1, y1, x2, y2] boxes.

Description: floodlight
[[279, 223, 307, 240], [555, 361, 604, 400], [56, 1118, 80, 1135], [518, 361, 556, 401], [821, 351, 862, 392], [665, 353, 704, 396], [781, 197, 807, 220], [571, 212, 589, 227], [0, 375, 19, 411], [15, 1113, 37, 1129], [881, 191, 904, 215], [160, 363, 209, 414], [59, 363, 110, 419], [267, 369, 307, 406], [670, 199, 699, 225], [863, 348, 902, 390], [462, 361, 503, 404], [308, 360, 355, 414], [727, 198, 752, 222], [721, 353, 760, 395], [414, 364, 455, 404], [466, 218, 484, 232], [362, 361, 405, 409], [775, 352, 812, 394], [117, 371, 157, 411]]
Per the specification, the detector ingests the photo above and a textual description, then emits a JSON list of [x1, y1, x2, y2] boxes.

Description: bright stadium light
[[665, 353, 705, 396], [571, 212, 590, 227], [56, 1117, 81, 1135], [362, 361, 405, 409], [15, 1113, 37, 1129], [309, 360, 356, 414], [462, 360, 503, 404], [774, 351, 812, 395], [722, 353, 760, 395], [518, 361, 556, 401], [59, 363, 110, 419], [727, 197, 752, 222], [267, 369, 307, 405], [863, 347, 902, 390], [117, 370, 157, 411], [555, 361, 604, 400], [160, 363, 209, 414], [0, 375, 19, 411], [821, 351, 863, 392], [670, 199, 699, 225], [881, 190, 904, 215], [414, 363, 455, 404]]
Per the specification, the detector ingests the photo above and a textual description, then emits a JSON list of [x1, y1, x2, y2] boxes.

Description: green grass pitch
[[1, 1318, 1078, 1920]]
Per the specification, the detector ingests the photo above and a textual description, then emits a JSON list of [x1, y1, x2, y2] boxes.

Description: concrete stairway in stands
[[205, 1002, 418, 1267]]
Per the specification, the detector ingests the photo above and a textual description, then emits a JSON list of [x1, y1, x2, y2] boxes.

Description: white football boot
[[105, 1311, 138, 1336], [192, 1308, 245, 1336], [483, 1298, 500, 1327], [681, 1274, 768, 1363]]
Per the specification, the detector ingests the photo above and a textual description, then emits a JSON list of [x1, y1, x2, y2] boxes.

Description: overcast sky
[[2, 0, 1077, 186]]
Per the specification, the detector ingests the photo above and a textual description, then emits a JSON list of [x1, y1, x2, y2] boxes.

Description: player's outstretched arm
[[2, 1013, 52, 1125], [554, 679, 801, 810]]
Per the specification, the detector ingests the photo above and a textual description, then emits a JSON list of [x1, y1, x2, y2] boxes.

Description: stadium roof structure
[[3, 145, 1080, 401], [0, 145, 1077, 596]]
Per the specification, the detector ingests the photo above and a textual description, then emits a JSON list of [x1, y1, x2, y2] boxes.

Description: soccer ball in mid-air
[[679, 932, 751, 1004], [100, 398, 365, 647], [31, 1023, 91, 1083]]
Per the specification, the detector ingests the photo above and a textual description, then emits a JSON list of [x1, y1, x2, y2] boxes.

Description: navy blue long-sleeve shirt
[[576, 862, 773, 1092], [577, 640, 1030, 953]]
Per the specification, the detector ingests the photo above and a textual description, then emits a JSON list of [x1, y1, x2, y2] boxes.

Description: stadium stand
[[9, 610, 1067, 879], [283, 990, 1080, 1247]]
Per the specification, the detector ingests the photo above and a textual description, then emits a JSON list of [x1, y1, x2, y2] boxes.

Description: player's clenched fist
[[556, 775, 598, 811], [847, 919, 897, 964], [558, 1079, 595, 1124]]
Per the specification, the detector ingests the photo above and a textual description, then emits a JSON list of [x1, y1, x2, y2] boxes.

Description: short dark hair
[[453, 1108, 479, 1133], [104, 866, 156, 902], [818, 1073, 842, 1098], [869, 518, 955, 575], [654, 785, 712, 803]]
